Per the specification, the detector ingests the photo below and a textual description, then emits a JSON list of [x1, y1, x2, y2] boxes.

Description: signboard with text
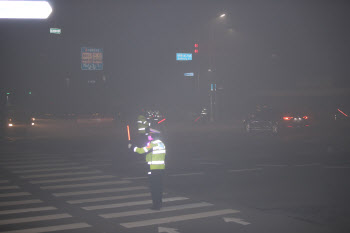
[[81, 47, 103, 70], [176, 53, 192, 61]]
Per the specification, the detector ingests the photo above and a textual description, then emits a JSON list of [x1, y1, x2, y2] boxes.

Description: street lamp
[[220, 13, 226, 18]]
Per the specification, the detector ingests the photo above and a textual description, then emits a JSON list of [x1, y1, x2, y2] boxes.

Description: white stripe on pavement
[[256, 164, 288, 167], [30, 175, 115, 184], [21, 170, 102, 179], [295, 163, 320, 167], [1, 223, 91, 233], [53, 186, 148, 197], [13, 166, 90, 174], [228, 168, 263, 172], [101, 202, 214, 218], [0, 185, 19, 190], [120, 209, 240, 228], [6, 162, 79, 169], [122, 176, 148, 180], [67, 193, 150, 204], [0, 206, 56, 215], [0, 199, 42, 207], [168, 172, 204, 177], [325, 166, 350, 169], [82, 197, 188, 211], [40, 180, 130, 190], [0, 213, 72, 225], [0, 192, 31, 198], [0, 159, 68, 165]]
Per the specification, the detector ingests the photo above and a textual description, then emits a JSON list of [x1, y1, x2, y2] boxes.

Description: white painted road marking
[[40, 180, 130, 189], [0, 192, 31, 198], [168, 172, 204, 177], [325, 166, 350, 169], [53, 186, 148, 197], [256, 164, 288, 167], [0, 206, 56, 215], [121, 209, 239, 228], [21, 170, 102, 179], [122, 176, 148, 180], [6, 162, 78, 169], [295, 163, 320, 167], [158, 227, 179, 233], [223, 217, 250, 225], [13, 166, 90, 173], [0, 159, 67, 165], [1, 222, 91, 233], [0, 213, 72, 225], [100, 202, 213, 218], [67, 193, 150, 204], [83, 197, 188, 210], [228, 168, 262, 172], [0, 185, 19, 190], [30, 175, 115, 184], [0, 199, 42, 207]]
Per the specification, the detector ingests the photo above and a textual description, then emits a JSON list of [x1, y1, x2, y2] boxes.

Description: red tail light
[[283, 116, 293, 120], [303, 116, 308, 119]]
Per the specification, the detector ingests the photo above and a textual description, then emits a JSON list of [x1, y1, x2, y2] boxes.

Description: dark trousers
[[148, 170, 164, 208]]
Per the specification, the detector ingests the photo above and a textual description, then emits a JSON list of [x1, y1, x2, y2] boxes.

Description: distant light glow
[[220, 13, 226, 18], [194, 44, 199, 48], [194, 49, 199, 53], [31, 122, 35, 126], [338, 109, 348, 117], [283, 116, 293, 121], [303, 116, 308, 119], [8, 124, 13, 127], [0, 1, 52, 19]]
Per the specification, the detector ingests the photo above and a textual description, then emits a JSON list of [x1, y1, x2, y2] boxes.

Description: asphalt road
[[0, 119, 349, 233]]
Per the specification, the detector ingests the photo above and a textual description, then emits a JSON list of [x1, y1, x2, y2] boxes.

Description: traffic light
[[194, 43, 199, 53]]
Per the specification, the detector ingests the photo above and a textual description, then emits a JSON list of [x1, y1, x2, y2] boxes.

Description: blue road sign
[[81, 47, 103, 70], [176, 53, 192, 61], [184, 73, 194, 76]]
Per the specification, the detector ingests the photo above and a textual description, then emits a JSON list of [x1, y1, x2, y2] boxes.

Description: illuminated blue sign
[[176, 53, 192, 61], [184, 73, 194, 76]]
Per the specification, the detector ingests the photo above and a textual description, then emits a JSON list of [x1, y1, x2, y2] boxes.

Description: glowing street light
[[219, 13, 226, 18], [0, 1, 52, 19]]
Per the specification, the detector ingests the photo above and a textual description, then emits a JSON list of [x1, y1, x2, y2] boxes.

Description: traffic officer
[[128, 131, 166, 210], [137, 114, 150, 135]]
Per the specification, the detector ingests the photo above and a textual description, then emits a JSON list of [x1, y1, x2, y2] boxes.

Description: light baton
[[127, 125, 131, 141]]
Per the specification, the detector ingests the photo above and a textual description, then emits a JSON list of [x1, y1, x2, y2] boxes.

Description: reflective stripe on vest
[[148, 161, 165, 165], [152, 149, 166, 154]]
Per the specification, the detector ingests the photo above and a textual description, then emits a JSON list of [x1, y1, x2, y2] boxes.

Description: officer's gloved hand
[[128, 143, 132, 149]]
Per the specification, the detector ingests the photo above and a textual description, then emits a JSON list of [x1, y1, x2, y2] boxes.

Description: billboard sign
[[50, 28, 61, 34], [81, 47, 103, 70], [176, 53, 192, 61]]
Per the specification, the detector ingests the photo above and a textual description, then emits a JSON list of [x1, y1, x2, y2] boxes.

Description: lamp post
[[208, 13, 226, 122]]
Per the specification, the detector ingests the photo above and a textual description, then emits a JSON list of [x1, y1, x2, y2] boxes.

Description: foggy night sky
[[1, 0, 350, 111]]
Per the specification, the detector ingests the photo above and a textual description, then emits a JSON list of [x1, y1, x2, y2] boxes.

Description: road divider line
[[67, 193, 150, 204], [325, 166, 350, 169], [122, 176, 148, 180], [53, 186, 148, 197], [121, 209, 240, 228], [40, 180, 130, 190], [199, 163, 220, 165], [0, 159, 68, 165], [12, 166, 91, 174], [6, 162, 79, 169], [228, 168, 263, 173], [0, 213, 71, 225], [30, 175, 116, 184], [168, 172, 204, 177], [0, 185, 19, 190], [256, 164, 288, 167], [1, 222, 91, 233], [21, 170, 102, 179], [101, 202, 213, 218], [0, 206, 57, 215], [82, 197, 188, 211], [0, 199, 42, 207], [0, 192, 31, 198], [295, 163, 320, 167]]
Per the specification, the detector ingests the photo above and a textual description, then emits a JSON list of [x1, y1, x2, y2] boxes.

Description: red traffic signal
[[194, 43, 199, 53], [194, 43, 199, 48]]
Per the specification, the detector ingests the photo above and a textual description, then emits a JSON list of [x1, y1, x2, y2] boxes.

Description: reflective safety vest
[[133, 139, 166, 170], [137, 115, 149, 134]]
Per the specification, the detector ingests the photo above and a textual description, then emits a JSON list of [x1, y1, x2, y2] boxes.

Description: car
[[1, 110, 35, 132], [278, 112, 312, 129], [243, 108, 279, 134]]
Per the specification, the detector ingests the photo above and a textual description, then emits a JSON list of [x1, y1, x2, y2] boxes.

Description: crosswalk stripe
[[120, 209, 239, 228], [30, 175, 115, 184], [1, 222, 91, 233], [41, 180, 130, 190], [82, 197, 188, 210], [0, 185, 19, 190], [0, 180, 9, 183], [0, 213, 72, 225], [53, 186, 148, 197], [13, 166, 90, 174], [0, 206, 56, 215], [0, 192, 31, 198], [101, 202, 214, 218], [0, 199, 42, 207], [0, 157, 61, 162], [0, 159, 68, 165], [6, 162, 79, 169], [21, 170, 102, 179], [67, 193, 150, 204]]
